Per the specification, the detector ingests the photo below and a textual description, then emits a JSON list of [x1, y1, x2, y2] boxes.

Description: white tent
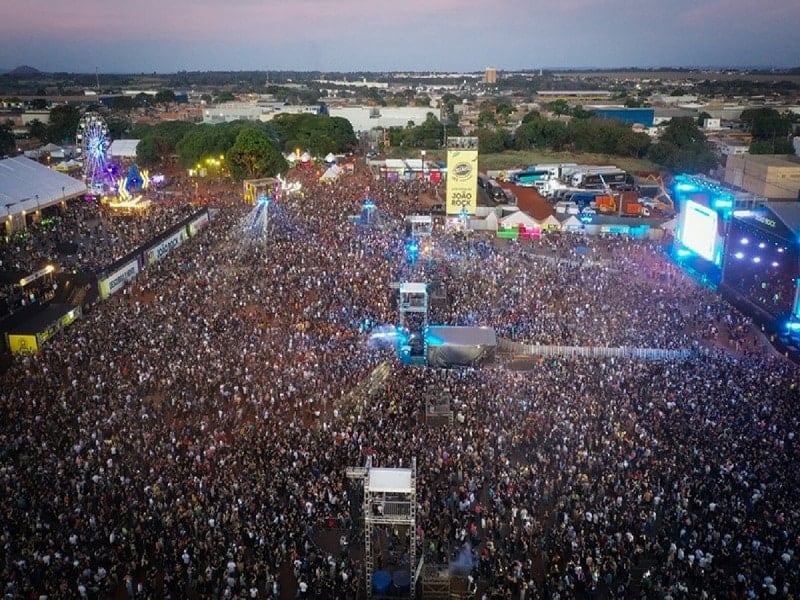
[[0, 156, 87, 218], [559, 215, 583, 231], [41, 143, 62, 154], [300, 151, 312, 163], [323, 152, 336, 164], [285, 153, 297, 163], [483, 211, 499, 231], [109, 139, 140, 159], [500, 210, 539, 229], [539, 214, 561, 230], [320, 164, 342, 181]]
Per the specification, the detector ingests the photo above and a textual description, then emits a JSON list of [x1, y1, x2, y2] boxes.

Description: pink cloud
[[680, 0, 799, 28], [2, 0, 496, 44]]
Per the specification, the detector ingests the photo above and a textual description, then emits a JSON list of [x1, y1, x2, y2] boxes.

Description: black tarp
[[426, 326, 497, 368]]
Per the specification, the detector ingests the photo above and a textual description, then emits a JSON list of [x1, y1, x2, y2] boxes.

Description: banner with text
[[445, 149, 478, 215], [187, 211, 210, 237], [98, 259, 140, 300], [145, 229, 188, 266]]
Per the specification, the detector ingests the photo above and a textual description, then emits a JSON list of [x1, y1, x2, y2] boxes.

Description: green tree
[[27, 119, 48, 142], [132, 120, 197, 165], [545, 99, 569, 116], [47, 105, 82, 144], [307, 131, 336, 156], [227, 127, 287, 181], [0, 120, 15, 157], [749, 139, 795, 155], [741, 108, 792, 152], [624, 96, 644, 108], [270, 113, 356, 155], [108, 96, 138, 112], [154, 90, 176, 105], [697, 111, 712, 126], [570, 105, 594, 119], [476, 109, 497, 128], [215, 91, 236, 103], [616, 129, 651, 158], [476, 128, 509, 153], [176, 123, 240, 168], [648, 117, 716, 172], [106, 115, 131, 140], [135, 136, 162, 167], [521, 110, 541, 124]]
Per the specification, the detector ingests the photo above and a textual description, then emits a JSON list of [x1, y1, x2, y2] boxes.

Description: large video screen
[[679, 200, 719, 262]]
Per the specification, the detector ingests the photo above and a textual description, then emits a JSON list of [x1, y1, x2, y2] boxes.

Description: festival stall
[[6, 304, 82, 355]]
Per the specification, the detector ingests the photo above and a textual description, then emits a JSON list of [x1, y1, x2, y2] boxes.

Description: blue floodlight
[[257, 194, 271, 205], [405, 239, 420, 263]]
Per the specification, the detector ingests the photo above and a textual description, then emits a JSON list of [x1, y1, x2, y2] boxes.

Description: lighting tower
[[347, 456, 418, 599]]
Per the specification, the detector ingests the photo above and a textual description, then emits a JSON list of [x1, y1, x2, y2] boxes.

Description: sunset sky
[[2, 0, 799, 73]]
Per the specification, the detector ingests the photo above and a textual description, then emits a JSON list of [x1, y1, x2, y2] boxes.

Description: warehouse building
[[724, 154, 800, 200]]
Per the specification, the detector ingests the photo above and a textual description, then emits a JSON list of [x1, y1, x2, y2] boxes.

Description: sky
[[2, 0, 799, 73]]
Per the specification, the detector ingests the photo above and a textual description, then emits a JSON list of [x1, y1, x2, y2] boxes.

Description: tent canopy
[[500, 211, 538, 228], [320, 164, 342, 181], [109, 139, 140, 158], [0, 156, 87, 218]]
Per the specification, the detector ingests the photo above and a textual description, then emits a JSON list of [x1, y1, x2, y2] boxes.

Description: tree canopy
[[647, 117, 717, 173], [270, 113, 357, 155], [47, 105, 82, 144], [0, 120, 15, 157], [740, 108, 794, 154], [511, 112, 649, 158], [227, 128, 287, 181]]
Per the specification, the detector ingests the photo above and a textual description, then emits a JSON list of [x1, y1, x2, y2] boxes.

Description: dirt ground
[[497, 181, 554, 220]]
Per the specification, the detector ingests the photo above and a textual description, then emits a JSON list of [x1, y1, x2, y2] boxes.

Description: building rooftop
[[736, 155, 800, 167]]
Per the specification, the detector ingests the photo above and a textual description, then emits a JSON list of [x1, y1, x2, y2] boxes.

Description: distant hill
[[5, 65, 43, 76]]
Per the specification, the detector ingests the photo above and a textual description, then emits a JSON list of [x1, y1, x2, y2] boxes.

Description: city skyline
[[2, 0, 799, 74]]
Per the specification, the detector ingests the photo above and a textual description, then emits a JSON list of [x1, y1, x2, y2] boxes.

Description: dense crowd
[[1, 163, 798, 600], [0, 193, 197, 317]]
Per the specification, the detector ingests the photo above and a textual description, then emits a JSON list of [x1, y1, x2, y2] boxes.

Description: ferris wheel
[[76, 113, 110, 191]]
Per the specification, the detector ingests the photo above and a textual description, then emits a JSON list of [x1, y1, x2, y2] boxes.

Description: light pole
[[265, 198, 270, 237], [256, 194, 271, 238], [362, 198, 376, 225]]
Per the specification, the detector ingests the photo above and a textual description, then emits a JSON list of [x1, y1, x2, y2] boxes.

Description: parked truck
[[619, 191, 650, 217], [571, 168, 628, 188], [594, 195, 617, 213]]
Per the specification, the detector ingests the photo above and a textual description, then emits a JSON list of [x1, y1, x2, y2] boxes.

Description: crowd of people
[[0, 192, 198, 318], [0, 162, 798, 600]]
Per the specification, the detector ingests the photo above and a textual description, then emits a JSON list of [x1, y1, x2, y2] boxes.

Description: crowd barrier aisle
[[497, 337, 692, 361]]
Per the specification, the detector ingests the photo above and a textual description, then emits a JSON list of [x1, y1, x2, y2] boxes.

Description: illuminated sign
[[754, 214, 777, 228], [445, 149, 478, 215]]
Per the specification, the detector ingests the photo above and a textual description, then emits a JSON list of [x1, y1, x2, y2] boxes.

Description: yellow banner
[[445, 149, 478, 215], [8, 334, 38, 355]]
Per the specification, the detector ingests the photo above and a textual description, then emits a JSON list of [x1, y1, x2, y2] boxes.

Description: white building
[[328, 106, 438, 133], [202, 102, 320, 124]]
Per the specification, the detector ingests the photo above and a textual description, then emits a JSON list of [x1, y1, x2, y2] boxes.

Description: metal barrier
[[497, 338, 692, 361]]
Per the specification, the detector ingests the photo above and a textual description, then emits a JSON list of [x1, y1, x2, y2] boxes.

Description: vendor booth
[[6, 304, 82, 354]]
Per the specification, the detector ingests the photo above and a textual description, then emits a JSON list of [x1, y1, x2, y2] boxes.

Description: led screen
[[679, 200, 719, 262]]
